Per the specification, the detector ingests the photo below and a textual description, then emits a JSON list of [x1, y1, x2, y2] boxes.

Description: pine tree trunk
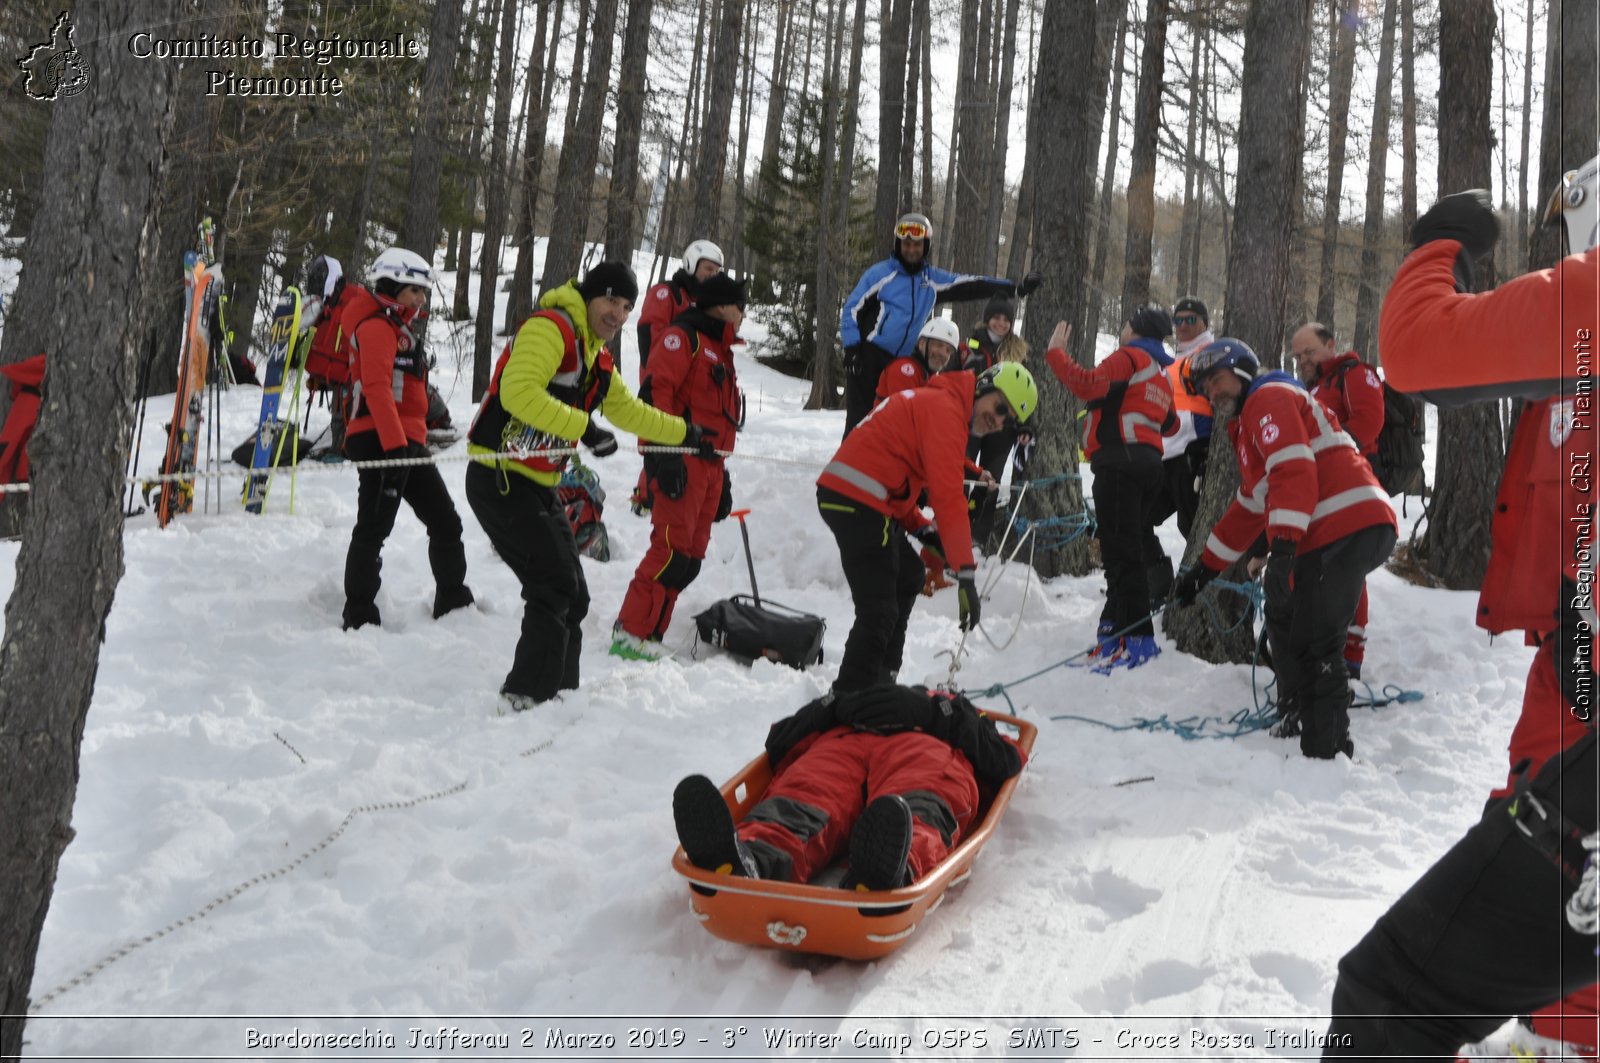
[[874, 0, 914, 240], [401, 0, 466, 257], [1004, 2, 1040, 281], [1165, 0, 1313, 657], [473, 0, 520, 400], [1175, 14, 1203, 299], [1314, 0, 1357, 325], [0, 3, 181, 1050], [981, 0, 1022, 276], [919, 0, 933, 211], [543, 0, 620, 288], [732, 0, 760, 273], [1529, 0, 1598, 271], [690, 0, 745, 238], [898, 2, 922, 215], [1119, 0, 1168, 313], [1417, 0, 1501, 591], [1514, 0, 1536, 271], [604, 0, 655, 265], [1350, 0, 1399, 361], [453, 0, 500, 322], [1087, 0, 1129, 337], [805, 0, 846, 410], [1021, 0, 1114, 581], [1399, 0, 1417, 232], [508, 0, 558, 330]]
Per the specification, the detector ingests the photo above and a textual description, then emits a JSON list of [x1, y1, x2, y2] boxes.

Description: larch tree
[[0, 1, 183, 1051], [472, 0, 522, 399], [1166, 0, 1313, 664], [1020, 0, 1115, 582], [604, 0, 657, 267], [1119, 0, 1169, 313], [1415, 0, 1503, 591], [507, 0, 562, 329], [1349, 0, 1399, 361], [542, 0, 620, 288], [690, 0, 745, 238], [1087, 0, 1130, 336], [400, 0, 467, 257], [1314, 0, 1358, 326]]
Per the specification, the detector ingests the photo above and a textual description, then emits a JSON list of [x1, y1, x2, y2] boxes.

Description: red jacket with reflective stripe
[[1201, 373, 1396, 571], [636, 271, 695, 363], [1045, 340, 1176, 458], [1379, 239, 1600, 636], [817, 371, 978, 571], [1309, 351, 1384, 456], [344, 287, 428, 450]]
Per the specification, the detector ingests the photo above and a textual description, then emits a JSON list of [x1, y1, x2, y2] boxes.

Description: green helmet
[[976, 362, 1039, 425]]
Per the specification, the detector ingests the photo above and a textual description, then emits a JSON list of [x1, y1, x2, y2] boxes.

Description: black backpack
[[1334, 360, 1425, 497]]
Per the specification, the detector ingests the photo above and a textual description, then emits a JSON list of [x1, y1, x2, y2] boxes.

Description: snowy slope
[[2, 244, 1532, 1059]]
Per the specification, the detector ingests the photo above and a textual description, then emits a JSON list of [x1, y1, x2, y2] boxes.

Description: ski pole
[[729, 508, 761, 606], [124, 326, 160, 515]]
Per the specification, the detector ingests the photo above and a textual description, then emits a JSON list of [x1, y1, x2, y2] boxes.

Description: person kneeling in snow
[[673, 684, 1024, 892]]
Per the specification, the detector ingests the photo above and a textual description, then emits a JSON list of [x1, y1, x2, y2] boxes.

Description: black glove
[[1262, 537, 1297, 614], [646, 452, 687, 500], [836, 684, 937, 734], [957, 568, 981, 631], [682, 423, 719, 459], [1170, 563, 1217, 607], [1017, 270, 1042, 298], [1559, 576, 1594, 711], [715, 473, 733, 522], [581, 421, 617, 457], [844, 342, 890, 379], [1410, 190, 1500, 292], [1184, 440, 1209, 484], [911, 524, 946, 565]]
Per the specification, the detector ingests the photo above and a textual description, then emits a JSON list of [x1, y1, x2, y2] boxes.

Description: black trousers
[[1325, 729, 1600, 1060], [842, 345, 894, 438], [966, 426, 1017, 548], [467, 462, 589, 702], [1265, 522, 1396, 758], [1091, 445, 1164, 639], [818, 487, 925, 692], [342, 430, 467, 628]]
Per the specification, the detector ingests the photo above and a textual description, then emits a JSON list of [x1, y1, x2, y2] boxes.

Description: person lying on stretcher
[[673, 685, 1026, 892]]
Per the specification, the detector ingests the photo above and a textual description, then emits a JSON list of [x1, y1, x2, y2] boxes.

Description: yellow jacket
[[469, 281, 687, 487]]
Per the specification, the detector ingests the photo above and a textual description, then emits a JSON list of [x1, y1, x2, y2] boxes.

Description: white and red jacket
[[641, 309, 744, 455], [817, 371, 978, 572], [1308, 351, 1385, 457], [636, 270, 696, 365], [1045, 337, 1177, 459], [1200, 371, 1396, 571], [875, 353, 931, 399]]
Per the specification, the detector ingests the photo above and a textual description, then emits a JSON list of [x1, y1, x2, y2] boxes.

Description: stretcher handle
[[730, 508, 761, 606]]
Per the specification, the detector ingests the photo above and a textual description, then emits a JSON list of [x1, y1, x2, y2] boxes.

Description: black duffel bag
[[694, 594, 825, 669]]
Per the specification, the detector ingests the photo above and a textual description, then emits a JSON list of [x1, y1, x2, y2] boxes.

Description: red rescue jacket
[[1308, 352, 1384, 457], [1045, 339, 1177, 458], [642, 309, 744, 455], [817, 371, 979, 572], [0, 353, 46, 488], [1380, 239, 1600, 637], [1201, 372, 1396, 571], [636, 271, 696, 366], [875, 354, 930, 399], [344, 287, 429, 450]]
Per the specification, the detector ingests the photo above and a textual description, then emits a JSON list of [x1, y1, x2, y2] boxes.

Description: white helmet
[[683, 239, 724, 272], [1544, 153, 1600, 253], [367, 246, 434, 288], [918, 316, 961, 353]]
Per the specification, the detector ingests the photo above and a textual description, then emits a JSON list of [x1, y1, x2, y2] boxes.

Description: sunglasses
[[895, 221, 929, 241], [1173, 314, 1200, 326], [994, 397, 1017, 427]]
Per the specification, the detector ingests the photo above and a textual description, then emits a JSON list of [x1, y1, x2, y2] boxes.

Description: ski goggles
[[895, 220, 930, 241]]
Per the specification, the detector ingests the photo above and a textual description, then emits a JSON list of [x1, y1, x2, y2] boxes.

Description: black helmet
[[1185, 338, 1260, 395]]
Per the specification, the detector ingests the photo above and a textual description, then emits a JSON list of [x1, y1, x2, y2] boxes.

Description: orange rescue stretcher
[[670, 711, 1037, 960]]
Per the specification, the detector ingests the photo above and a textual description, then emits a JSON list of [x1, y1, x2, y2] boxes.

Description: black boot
[[432, 584, 476, 619], [673, 775, 755, 877], [845, 794, 914, 892], [342, 601, 381, 630]]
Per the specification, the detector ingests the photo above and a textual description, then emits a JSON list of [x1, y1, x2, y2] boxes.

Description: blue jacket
[[840, 256, 1016, 361]]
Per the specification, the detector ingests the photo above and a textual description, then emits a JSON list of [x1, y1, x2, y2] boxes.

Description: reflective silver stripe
[[1128, 359, 1162, 385], [551, 369, 581, 387], [1310, 430, 1358, 452], [1311, 485, 1393, 521], [855, 272, 897, 344], [1265, 443, 1314, 471], [1347, 624, 1367, 637], [1206, 532, 1244, 563], [1121, 412, 1163, 440], [1268, 508, 1312, 531], [1234, 486, 1265, 514], [823, 460, 889, 501]]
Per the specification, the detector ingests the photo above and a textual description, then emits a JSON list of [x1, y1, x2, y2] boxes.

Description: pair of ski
[[150, 248, 222, 527], [240, 286, 313, 514]]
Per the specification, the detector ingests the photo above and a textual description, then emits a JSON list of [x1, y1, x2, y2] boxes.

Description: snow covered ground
[[1, 245, 1532, 1060]]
